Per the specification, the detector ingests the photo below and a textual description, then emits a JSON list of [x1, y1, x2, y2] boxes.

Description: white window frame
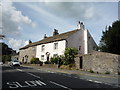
[[41, 45, 45, 52], [41, 55, 44, 60], [54, 43, 58, 50]]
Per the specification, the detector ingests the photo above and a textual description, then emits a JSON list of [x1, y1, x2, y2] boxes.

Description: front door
[[80, 56, 83, 69]]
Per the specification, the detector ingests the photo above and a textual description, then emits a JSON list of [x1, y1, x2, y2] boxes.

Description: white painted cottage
[[35, 22, 97, 63], [19, 21, 97, 63]]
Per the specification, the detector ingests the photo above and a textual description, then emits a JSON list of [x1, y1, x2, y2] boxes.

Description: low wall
[[75, 51, 120, 74]]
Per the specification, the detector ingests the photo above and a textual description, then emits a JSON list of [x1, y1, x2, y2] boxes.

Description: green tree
[[1, 42, 16, 63], [99, 20, 120, 54], [2, 55, 11, 63], [64, 48, 78, 65]]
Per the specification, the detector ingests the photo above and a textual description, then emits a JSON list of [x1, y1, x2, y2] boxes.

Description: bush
[[50, 55, 65, 68], [105, 71, 110, 74], [89, 69, 94, 73], [30, 58, 40, 64], [45, 61, 51, 64], [50, 56, 62, 64], [2, 55, 11, 63]]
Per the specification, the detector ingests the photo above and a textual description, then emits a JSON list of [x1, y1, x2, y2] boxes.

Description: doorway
[[80, 56, 83, 69]]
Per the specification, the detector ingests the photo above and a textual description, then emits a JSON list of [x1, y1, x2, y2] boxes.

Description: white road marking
[[16, 69, 23, 72], [88, 79, 102, 84], [7, 80, 46, 88], [50, 81, 72, 90], [94, 81, 102, 83], [27, 72, 72, 89], [27, 72, 40, 79], [74, 77, 78, 78], [88, 79, 93, 82]]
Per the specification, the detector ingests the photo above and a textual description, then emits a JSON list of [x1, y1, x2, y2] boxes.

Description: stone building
[[19, 21, 97, 63], [19, 43, 36, 63], [75, 51, 120, 74]]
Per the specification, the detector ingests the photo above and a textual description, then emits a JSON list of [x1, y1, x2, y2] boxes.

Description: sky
[[0, 0, 119, 52]]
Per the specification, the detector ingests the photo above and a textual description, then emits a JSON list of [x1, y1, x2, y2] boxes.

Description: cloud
[[44, 2, 96, 20], [7, 38, 28, 52], [1, 2, 36, 37]]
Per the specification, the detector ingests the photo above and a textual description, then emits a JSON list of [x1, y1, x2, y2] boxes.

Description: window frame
[[54, 43, 58, 50], [41, 45, 45, 52], [41, 55, 44, 60]]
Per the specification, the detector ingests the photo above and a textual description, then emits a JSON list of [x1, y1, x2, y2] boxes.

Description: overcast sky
[[1, 0, 118, 52]]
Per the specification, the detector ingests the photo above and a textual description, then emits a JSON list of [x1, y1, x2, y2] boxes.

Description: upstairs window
[[41, 45, 45, 52], [54, 43, 58, 50], [32, 47, 35, 51]]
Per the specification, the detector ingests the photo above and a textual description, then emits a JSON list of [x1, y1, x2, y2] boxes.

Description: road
[[1, 64, 118, 89]]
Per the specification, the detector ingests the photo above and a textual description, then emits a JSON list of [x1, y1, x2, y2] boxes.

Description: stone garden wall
[[75, 51, 120, 74]]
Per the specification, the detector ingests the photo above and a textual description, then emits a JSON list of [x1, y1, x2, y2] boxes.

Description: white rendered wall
[[36, 40, 66, 62], [84, 29, 88, 54]]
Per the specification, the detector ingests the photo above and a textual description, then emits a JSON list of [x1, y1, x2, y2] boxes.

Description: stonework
[[19, 46, 36, 63], [75, 51, 120, 74]]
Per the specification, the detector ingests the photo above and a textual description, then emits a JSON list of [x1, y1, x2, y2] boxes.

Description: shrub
[[89, 69, 94, 73], [50, 57, 59, 64], [45, 61, 51, 64], [30, 57, 40, 64], [105, 71, 110, 74]]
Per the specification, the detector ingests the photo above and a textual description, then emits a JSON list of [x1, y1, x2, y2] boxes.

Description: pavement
[[21, 64, 120, 87]]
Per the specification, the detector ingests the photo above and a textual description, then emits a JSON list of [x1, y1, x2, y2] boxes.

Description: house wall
[[67, 29, 97, 54], [19, 46, 36, 63], [87, 30, 97, 53], [36, 40, 66, 62], [66, 29, 85, 54], [75, 51, 120, 74]]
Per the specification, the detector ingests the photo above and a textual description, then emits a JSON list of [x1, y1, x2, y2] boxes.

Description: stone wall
[[75, 51, 120, 74]]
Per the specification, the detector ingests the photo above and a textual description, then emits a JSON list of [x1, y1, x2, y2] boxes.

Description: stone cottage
[[19, 41, 36, 63], [19, 21, 97, 63]]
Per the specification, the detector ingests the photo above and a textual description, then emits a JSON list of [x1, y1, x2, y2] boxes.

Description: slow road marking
[[7, 80, 46, 88]]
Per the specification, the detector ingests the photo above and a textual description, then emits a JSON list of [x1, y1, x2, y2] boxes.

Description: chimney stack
[[53, 29, 59, 36], [29, 40, 32, 44], [44, 34, 47, 39], [77, 21, 85, 30]]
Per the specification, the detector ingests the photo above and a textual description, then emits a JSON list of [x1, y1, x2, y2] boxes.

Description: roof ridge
[[19, 29, 79, 50]]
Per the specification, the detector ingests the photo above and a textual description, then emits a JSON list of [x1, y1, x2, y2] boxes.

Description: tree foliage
[[1, 42, 16, 63], [1, 42, 16, 55], [64, 48, 78, 64], [99, 20, 120, 54], [50, 48, 78, 65]]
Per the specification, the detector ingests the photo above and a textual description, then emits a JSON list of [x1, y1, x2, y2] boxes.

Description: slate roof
[[20, 29, 78, 50]]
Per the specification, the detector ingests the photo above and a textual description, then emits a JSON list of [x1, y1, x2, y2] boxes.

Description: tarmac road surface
[[1, 64, 118, 89]]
